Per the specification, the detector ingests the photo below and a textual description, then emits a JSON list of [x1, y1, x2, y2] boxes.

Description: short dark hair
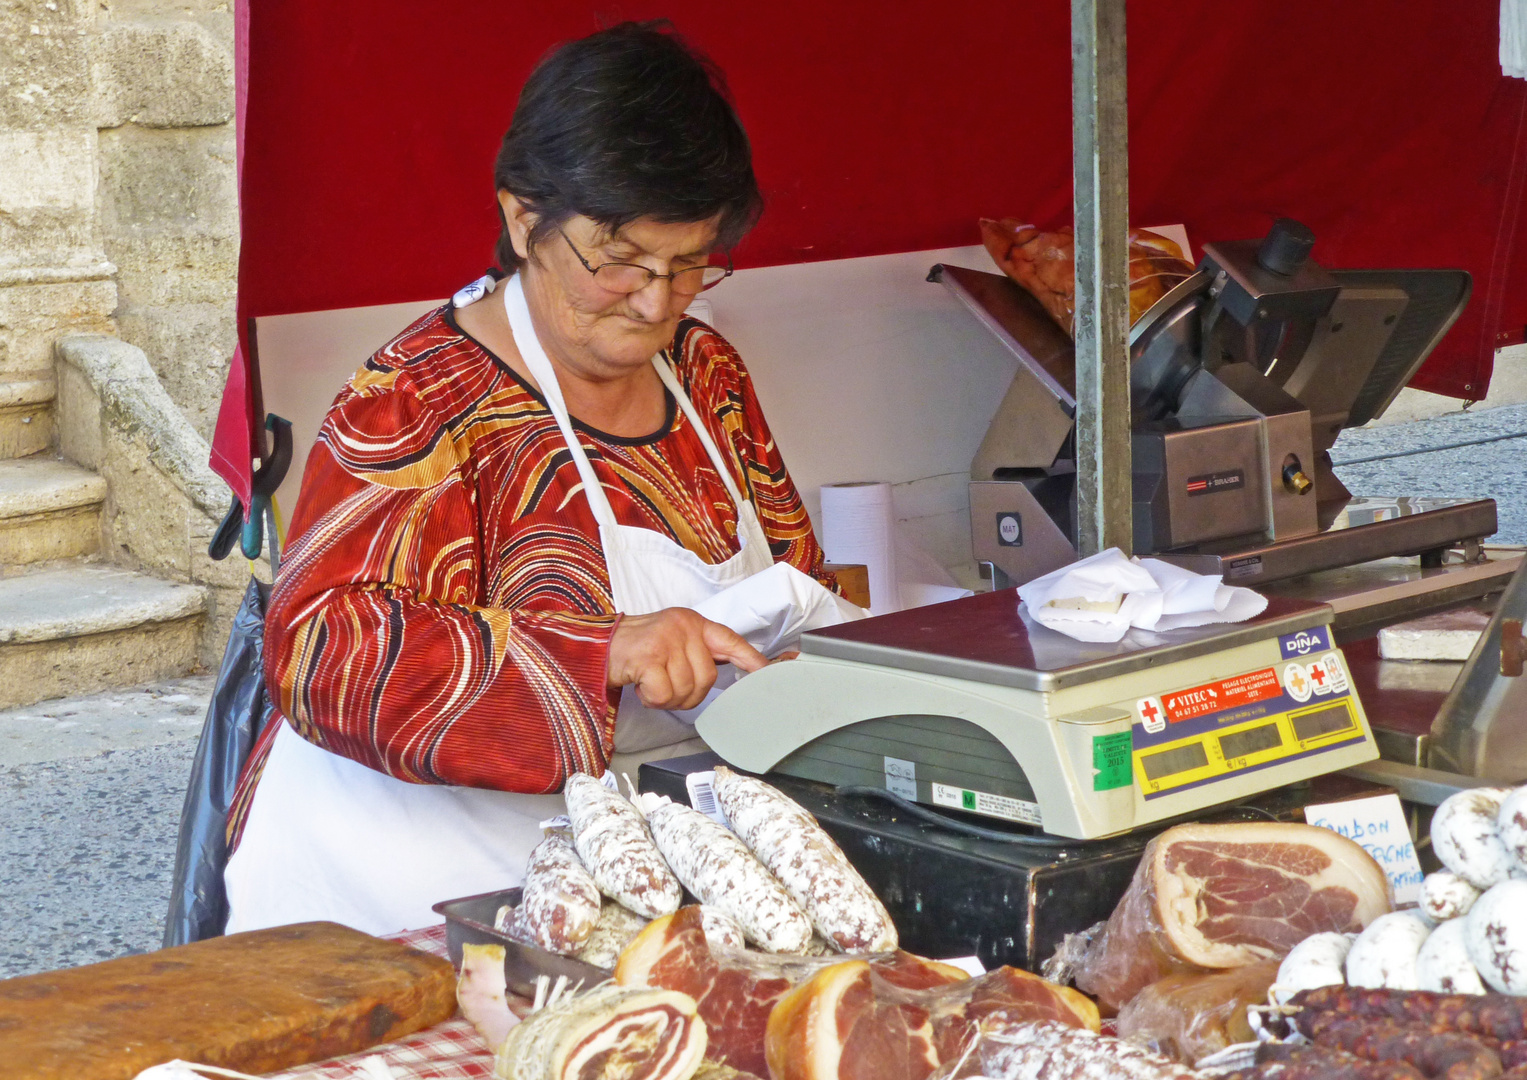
[[493, 21, 763, 272]]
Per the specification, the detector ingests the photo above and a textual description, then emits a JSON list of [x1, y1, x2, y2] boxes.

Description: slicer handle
[[1257, 218, 1316, 276]]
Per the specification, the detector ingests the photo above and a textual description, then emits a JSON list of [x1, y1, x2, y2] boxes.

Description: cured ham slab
[[765, 962, 1101, 1080], [1075, 822, 1391, 1010], [616, 906, 965, 1076]]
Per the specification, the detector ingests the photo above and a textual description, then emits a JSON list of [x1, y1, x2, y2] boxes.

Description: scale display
[[1129, 627, 1364, 799]]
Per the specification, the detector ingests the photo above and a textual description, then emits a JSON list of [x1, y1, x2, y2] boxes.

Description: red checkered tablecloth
[[265, 924, 502, 1080]]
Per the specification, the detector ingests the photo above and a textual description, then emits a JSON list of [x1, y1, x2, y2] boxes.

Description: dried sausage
[[711, 766, 896, 952], [961, 1019, 1198, 1080], [645, 799, 812, 953], [1298, 1014, 1502, 1080], [517, 831, 602, 955], [1291, 987, 1527, 1042], [564, 773, 682, 920], [1230, 1043, 1428, 1080]]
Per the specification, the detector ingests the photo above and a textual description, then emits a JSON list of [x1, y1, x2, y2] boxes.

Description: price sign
[[1304, 793, 1424, 905]]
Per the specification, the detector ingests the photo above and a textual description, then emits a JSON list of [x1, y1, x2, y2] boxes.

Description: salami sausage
[[1229, 1043, 1428, 1080], [698, 905, 746, 950], [956, 1019, 1198, 1080], [1292, 987, 1527, 1042], [571, 900, 651, 971], [645, 799, 812, 953], [564, 773, 682, 919], [517, 831, 602, 956], [711, 767, 896, 952], [1299, 1015, 1503, 1080]]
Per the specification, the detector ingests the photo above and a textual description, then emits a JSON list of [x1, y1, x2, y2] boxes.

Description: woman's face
[[502, 193, 720, 380]]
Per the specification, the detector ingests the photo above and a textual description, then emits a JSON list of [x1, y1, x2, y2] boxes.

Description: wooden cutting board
[[0, 921, 457, 1079]]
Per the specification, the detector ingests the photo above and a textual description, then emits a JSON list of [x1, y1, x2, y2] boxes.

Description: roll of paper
[[820, 481, 900, 615]]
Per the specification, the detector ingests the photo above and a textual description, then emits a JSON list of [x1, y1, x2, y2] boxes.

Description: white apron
[[224, 274, 862, 936]]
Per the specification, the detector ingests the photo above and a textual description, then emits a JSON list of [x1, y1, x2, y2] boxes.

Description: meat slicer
[[941, 219, 1487, 587]]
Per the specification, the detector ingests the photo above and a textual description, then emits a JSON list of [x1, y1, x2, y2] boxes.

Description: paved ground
[[0, 403, 1523, 982], [0, 676, 212, 979], [1332, 401, 1527, 545]]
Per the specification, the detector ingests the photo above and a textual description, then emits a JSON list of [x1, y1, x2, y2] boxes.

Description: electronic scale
[[697, 590, 1380, 839]]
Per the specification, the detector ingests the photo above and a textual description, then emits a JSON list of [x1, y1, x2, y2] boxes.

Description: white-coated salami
[[564, 773, 681, 919], [963, 1019, 1198, 1080], [711, 766, 896, 952], [698, 904, 746, 950], [573, 900, 651, 970], [645, 799, 812, 953], [518, 830, 602, 955], [1419, 870, 1482, 924]]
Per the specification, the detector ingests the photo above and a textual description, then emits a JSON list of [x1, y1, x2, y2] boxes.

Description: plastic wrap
[[1115, 960, 1280, 1064], [1072, 823, 1392, 1011], [931, 1018, 1198, 1080], [163, 577, 274, 947], [978, 220, 1195, 337]]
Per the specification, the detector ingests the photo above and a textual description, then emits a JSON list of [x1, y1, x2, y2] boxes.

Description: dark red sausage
[[1296, 1015, 1502, 1080], [1291, 988, 1527, 1042], [1222, 1043, 1427, 1080]]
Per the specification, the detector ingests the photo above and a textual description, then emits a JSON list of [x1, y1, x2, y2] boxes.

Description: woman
[[223, 22, 861, 935]]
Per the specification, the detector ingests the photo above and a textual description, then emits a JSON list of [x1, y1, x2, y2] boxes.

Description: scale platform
[[697, 589, 1380, 839]]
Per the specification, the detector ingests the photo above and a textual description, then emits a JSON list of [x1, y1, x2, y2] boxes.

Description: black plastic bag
[[163, 577, 275, 947]]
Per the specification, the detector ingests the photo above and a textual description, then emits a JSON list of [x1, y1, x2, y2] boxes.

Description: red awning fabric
[[212, 1, 1527, 495], [210, 0, 256, 507]]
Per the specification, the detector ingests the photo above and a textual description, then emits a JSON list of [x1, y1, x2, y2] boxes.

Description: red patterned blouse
[[232, 303, 835, 835]]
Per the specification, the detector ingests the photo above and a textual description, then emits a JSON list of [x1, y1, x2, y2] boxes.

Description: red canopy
[[213, 0, 1527, 503]]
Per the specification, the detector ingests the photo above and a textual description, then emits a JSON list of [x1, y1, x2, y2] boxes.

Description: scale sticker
[[1093, 732, 1133, 791], [1131, 652, 1364, 800], [1226, 555, 1264, 580], [883, 756, 917, 800], [1162, 667, 1282, 723], [931, 782, 1043, 825], [1280, 625, 1333, 659], [1187, 469, 1245, 496]]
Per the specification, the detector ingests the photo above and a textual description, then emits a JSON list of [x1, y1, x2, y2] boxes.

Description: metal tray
[[432, 887, 609, 999]]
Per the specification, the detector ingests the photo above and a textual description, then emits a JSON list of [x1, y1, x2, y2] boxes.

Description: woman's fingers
[[702, 620, 767, 673], [634, 663, 674, 709], [662, 647, 698, 710], [607, 608, 766, 709], [678, 634, 718, 710]]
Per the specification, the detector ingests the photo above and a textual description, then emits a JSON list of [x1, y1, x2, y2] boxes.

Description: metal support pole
[[1071, 0, 1133, 555]]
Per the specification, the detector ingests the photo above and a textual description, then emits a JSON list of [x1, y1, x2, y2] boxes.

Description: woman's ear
[[498, 190, 534, 261]]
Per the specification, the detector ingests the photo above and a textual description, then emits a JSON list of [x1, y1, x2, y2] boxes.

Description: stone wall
[[3, 0, 249, 663], [1, 0, 236, 442]]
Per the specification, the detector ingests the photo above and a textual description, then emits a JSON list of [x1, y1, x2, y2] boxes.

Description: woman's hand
[[607, 608, 767, 710]]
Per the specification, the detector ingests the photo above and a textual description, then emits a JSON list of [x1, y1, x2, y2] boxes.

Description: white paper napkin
[[1017, 548, 1268, 643]]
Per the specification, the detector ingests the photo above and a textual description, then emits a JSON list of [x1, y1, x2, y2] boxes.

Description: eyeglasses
[[559, 229, 733, 296]]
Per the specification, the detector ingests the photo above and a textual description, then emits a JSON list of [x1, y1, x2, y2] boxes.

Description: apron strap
[[504, 272, 759, 535], [649, 354, 752, 514], [503, 274, 621, 530]]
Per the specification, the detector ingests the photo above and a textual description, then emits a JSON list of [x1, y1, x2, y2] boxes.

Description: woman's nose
[[625, 276, 674, 320]]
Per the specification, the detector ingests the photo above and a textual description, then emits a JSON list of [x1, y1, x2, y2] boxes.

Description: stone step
[[0, 566, 206, 709], [0, 457, 108, 565], [0, 380, 55, 460]]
